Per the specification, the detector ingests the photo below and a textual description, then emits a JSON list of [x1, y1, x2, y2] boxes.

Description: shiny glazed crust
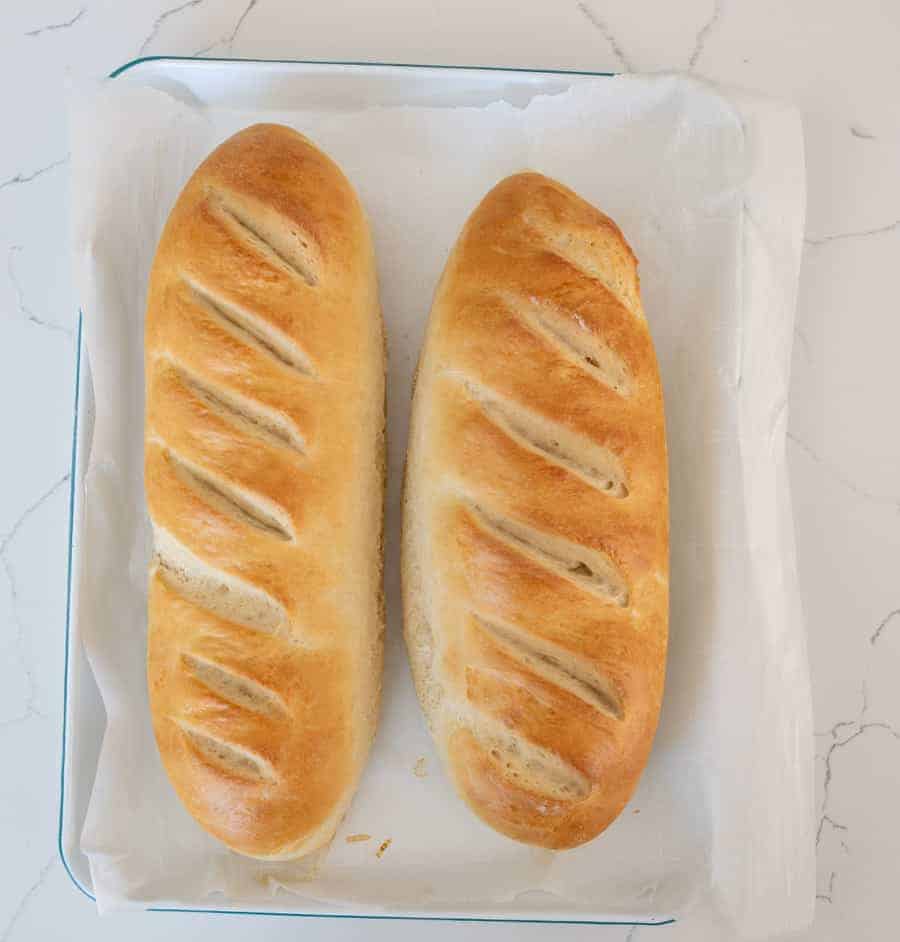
[[145, 124, 384, 859], [402, 172, 668, 849]]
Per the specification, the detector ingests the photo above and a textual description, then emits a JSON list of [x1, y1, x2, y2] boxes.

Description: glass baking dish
[[60, 55, 673, 928]]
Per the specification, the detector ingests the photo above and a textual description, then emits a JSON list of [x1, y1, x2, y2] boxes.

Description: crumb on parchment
[[376, 838, 392, 859], [413, 756, 427, 778], [345, 833, 371, 843]]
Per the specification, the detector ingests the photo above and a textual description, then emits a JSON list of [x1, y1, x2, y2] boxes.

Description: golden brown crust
[[402, 172, 668, 849], [145, 124, 384, 859]]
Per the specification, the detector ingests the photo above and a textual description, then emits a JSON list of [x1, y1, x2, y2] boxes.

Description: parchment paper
[[68, 72, 813, 938]]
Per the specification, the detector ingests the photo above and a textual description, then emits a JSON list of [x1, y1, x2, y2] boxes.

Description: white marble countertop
[[1, 1, 898, 939]]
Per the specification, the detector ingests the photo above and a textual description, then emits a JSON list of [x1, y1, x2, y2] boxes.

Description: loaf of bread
[[402, 172, 668, 849], [145, 124, 384, 859]]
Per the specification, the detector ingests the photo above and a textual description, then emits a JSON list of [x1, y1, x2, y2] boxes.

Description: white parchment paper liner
[[69, 72, 812, 937]]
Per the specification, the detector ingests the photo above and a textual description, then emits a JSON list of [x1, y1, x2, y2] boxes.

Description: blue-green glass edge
[[108, 54, 613, 80], [58, 55, 673, 927], [59, 312, 93, 902]]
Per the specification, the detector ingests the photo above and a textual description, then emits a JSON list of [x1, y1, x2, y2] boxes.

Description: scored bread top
[[402, 172, 668, 849], [145, 124, 384, 859]]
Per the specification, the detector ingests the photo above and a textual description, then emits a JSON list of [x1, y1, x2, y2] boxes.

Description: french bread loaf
[[145, 124, 384, 859], [402, 172, 668, 849]]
